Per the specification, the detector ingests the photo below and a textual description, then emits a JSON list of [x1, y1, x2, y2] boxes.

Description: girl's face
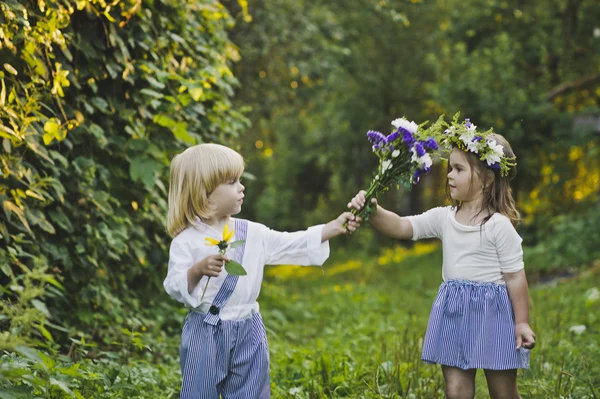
[[447, 148, 484, 202], [208, 176, 245, 217]]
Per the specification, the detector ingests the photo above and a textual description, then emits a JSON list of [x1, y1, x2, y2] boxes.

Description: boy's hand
[[195, 254, 229, 278], [348, 190, 378, 212], [515, 323, 536, 349], [322, 212, 362, 242]]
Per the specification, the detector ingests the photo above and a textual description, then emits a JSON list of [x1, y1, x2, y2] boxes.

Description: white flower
[[467, 122, 477, 133], [289, 387, 302, 395], [381, 160, 392, 174], [391, 118, 418, 134], [569, 325, 586, 335], [459, 132, 475, 149], [482, 139, 504, 166], [392, 149, 400, 158], [418, 153, 433, 169], [586, 287, 599, 303]]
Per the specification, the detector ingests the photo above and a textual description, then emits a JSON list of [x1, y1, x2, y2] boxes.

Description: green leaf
[[38, 323, 54, 342], [172, 121, 195, 144], [50, 378, 75, 397], [31, 299, 50, 317], [130, 157, 162, 191], [140, 88, 164, 99], [189, 87, 204, 101], [1, 263, 11, 276], [228, 240, 245, 248], [3, 200, 32, 234], [225, 260, 247, 276]]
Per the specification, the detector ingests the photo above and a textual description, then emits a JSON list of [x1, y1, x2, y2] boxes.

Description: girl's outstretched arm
[[348, 190, 413, 240], [504, 270, 536, 349]]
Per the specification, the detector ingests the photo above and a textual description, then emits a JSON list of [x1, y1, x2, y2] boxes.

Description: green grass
[[260, 243, 600, 398]]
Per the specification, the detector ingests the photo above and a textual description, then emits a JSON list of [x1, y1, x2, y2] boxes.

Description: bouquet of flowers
[[348, 116, 444, 222]]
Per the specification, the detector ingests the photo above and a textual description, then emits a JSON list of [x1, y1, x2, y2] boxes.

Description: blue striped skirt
[[421, 279, 530, 370]]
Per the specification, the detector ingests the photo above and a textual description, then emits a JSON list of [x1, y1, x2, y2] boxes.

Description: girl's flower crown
[[439, 114, 516, 176]]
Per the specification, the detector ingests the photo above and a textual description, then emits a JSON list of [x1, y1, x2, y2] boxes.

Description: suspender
[[202, 218, 248, 326]]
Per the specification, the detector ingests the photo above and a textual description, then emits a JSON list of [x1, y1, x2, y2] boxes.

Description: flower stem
[[200, 248, 227, 302]]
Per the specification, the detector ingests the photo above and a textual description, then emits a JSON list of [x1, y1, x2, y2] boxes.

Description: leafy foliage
[[0, 0, 247, 361]]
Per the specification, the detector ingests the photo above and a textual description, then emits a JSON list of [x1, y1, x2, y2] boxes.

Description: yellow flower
[[205, 237, 221, 246], [204, 224, 235, 248], [223, 224, 234, 242]]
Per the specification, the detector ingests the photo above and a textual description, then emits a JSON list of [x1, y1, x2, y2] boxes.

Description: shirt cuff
[[307, 224, 330, 265], [176, 272, 201, 308]]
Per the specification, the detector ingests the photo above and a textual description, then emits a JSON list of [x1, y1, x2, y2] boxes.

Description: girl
[[164, 143, 359, 399], [349, 124, 535, 399]]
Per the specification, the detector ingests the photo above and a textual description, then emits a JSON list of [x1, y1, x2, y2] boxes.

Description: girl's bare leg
[[442, 366, 477, 399], [483, 369, 520, 399]]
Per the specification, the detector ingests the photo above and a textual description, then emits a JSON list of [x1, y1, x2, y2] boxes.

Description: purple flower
[[399, 127, 414, 146], [413, 169, 421, 183], [490, 162, 501, 170], [367, 130, 387, 151], [424, 138, 438, 150], [465, 118, 472, 128], [472, 135, 483, 142], [414, 142, 426, 157], [386, 131, 400, 143]]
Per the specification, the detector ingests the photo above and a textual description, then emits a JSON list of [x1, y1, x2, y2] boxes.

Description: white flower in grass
[[585, 287, 599, 303], [391, 118, 418, 134], [568, 325, 586, 335], [392, 149, 400, 158]]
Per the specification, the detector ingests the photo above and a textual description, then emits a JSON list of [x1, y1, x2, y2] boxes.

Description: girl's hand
[[515, 323, 536, 349], [347, 190, 377, 212], [196, 254, 229, 277]]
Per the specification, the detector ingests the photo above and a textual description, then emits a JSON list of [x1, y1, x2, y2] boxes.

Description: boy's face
[[208, 176, 245, 217]]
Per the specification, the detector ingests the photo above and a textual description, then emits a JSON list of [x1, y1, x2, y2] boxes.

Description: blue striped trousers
[[180, 312, 270, 398]]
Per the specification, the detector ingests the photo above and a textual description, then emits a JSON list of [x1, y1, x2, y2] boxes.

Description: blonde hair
[[446, 133, 520, 227], [167, 144, 244, 237]]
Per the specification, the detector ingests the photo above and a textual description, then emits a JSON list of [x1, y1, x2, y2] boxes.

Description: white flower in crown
[[482, 139, 504, 166], [459, 131, 476, 151], [391, 118, 418, 134]]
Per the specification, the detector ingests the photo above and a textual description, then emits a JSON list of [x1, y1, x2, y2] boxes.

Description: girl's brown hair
[[446, 133, 520, 227]]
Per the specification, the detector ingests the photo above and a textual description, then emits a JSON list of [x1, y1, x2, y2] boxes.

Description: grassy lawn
[[260, 241, 600, 398]]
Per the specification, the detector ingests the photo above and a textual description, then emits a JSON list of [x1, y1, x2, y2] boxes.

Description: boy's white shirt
[[164, 217, 329, 320]]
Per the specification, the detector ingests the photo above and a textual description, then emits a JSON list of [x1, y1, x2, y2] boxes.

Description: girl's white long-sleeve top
[[163, 217, 329, 320]]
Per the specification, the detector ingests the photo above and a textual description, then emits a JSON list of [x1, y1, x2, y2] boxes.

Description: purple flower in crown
[[472, 135, 483, 142], [465, 118, 472, 128], [424, 137, 438, 150], [489, 162, 501, 170]]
